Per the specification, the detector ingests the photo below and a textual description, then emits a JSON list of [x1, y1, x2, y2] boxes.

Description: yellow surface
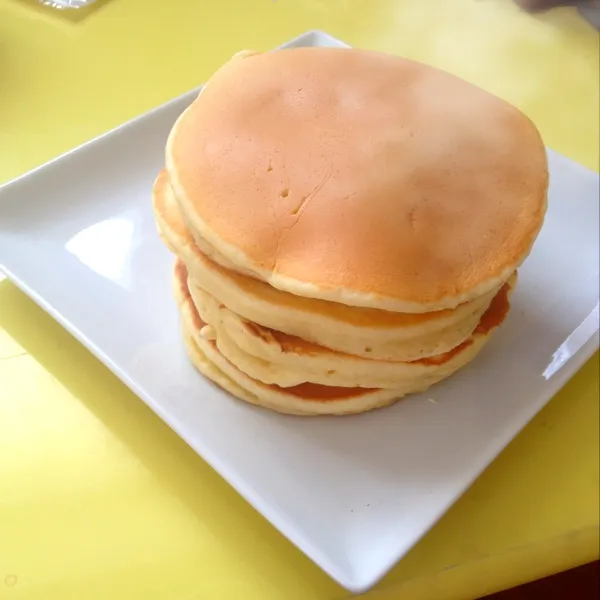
[[0, 1, 598, 598]]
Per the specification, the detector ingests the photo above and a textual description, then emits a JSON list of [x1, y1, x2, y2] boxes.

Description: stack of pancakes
[[153, 47, 548, 415]]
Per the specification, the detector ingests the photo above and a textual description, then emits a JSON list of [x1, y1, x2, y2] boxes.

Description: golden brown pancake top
[[168, 47, 547, 311], [154, 169, 499, 327]]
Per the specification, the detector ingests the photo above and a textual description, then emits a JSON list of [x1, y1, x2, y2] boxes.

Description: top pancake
[[166, 47, 548, 312]]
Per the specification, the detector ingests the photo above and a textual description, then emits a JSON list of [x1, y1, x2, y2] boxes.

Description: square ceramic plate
[[1, 30, 598, 594]]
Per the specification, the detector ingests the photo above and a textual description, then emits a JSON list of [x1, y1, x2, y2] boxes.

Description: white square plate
[[1, 31, 598, 594]]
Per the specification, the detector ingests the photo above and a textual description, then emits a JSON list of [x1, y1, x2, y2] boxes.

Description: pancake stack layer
[[153, 47, 548, 415]]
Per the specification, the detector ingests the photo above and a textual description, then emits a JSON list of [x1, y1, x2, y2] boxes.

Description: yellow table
[[0, 1, 598, 598]]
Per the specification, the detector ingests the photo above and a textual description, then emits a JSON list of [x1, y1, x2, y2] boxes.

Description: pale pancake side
[[171, 260, 406, 415], [188, 276, 514, 388], [174, 260, 505, 415]]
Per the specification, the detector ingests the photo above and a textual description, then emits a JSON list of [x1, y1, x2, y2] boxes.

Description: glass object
[[38, 0, 98, 8]]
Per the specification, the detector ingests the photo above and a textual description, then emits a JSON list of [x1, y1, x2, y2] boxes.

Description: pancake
[[187, 274, 515, 388], [172, 259, 403, 415], [153, 170, 500, 361], [173, 259, 510, 415], [166, 47, 548, 312]]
